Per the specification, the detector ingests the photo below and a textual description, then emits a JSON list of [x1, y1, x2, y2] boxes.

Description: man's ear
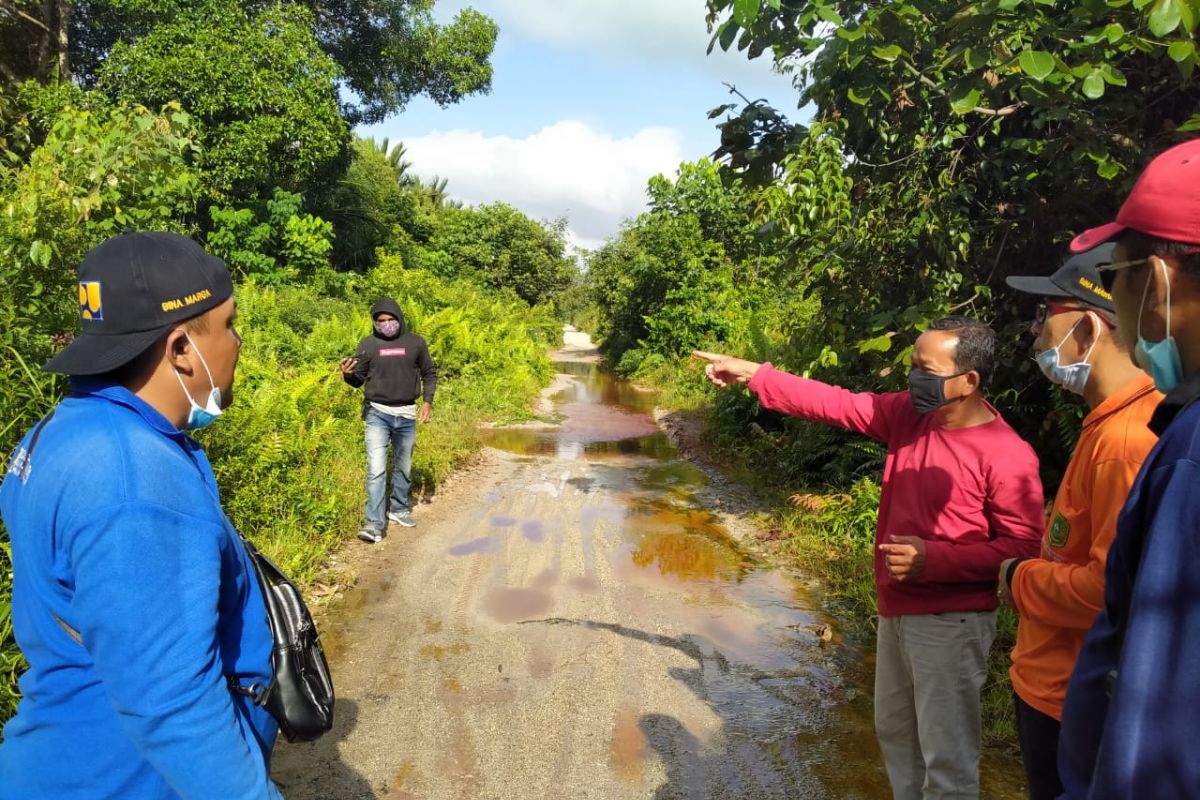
[[165, 328, 193, 373], [1080, 311, 1102, 350], [962, 369, 982, 394], [1147, 256, 1175, 314]]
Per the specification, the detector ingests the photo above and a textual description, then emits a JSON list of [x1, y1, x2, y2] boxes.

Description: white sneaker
[[387, 510, 416, 528]]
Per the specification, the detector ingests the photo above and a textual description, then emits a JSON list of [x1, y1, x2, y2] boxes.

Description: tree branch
[[898, 60, 1026, 118], [0, 2, 52, 33]]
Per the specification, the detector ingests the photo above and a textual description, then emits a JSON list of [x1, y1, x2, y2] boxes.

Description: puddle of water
[[448, 536, 500, 556], [481, 586, 553, 623], [419, 643, 470, 660], [620, 501, 750, 584], [520, 520, 546, 542], [481, 362, 672, 460], [609, 705, 648, 784]]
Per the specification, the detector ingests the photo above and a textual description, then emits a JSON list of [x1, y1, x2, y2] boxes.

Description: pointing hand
[[691, 351, 762, 388]]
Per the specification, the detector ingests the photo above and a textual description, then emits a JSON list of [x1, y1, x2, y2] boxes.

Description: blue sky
[[358, 0, 800, 252]]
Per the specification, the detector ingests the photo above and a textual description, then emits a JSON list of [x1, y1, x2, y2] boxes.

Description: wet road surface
[[272, 334, 1022, 799]]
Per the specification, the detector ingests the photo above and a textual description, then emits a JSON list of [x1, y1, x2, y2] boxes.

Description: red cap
[[1071, 138, 1200, 253]]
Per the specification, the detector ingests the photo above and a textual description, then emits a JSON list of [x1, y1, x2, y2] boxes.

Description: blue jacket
[[0, 382, 281, 799], [1058, 372, 1200, 798]]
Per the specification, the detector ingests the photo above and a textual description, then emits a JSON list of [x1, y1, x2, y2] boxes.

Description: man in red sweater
[[695, 315, 1044, 800]]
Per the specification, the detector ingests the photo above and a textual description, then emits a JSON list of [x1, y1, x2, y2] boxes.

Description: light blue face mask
[[1036, 314, 1097, 396], [173, 334, 224, 430], [1134, 261, 1184, 393]]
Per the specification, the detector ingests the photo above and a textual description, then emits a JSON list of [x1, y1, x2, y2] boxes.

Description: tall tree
[[2, 1, 497, 125], [97, 1, 348, 200]]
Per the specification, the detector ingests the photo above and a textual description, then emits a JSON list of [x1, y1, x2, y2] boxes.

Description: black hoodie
[[343, 297, 437, 415]]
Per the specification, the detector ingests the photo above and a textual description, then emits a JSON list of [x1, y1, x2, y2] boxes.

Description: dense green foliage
[[2, 0, 497, 126], [98, 1, 348, 199]]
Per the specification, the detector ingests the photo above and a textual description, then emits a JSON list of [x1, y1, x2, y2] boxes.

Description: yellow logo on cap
[[1079, 276, 1113, 302], [79, 281, 103, 321]]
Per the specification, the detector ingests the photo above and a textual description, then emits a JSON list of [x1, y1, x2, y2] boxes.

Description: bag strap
[[26, 408, 57, 458]]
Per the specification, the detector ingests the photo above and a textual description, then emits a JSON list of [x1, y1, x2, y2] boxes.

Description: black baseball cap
[[43, 231, 233, 375], [1004, 243, 1116, 312]]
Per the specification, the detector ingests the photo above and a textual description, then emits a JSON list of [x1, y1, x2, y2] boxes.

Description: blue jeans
[[363, 407, 416, 531]]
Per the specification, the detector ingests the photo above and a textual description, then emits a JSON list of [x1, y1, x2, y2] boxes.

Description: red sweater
[[748, 364, 1045, 616]]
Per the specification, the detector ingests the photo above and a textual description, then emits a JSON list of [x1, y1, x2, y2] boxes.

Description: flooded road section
[[273, 341, 1018, 799]]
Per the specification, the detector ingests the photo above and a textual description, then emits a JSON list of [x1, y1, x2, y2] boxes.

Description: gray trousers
[[874, 611, 997, 800]]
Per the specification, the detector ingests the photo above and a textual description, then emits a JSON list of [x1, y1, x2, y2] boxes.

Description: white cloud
[[404, 120, 684, 248], [457, 0, 788, 88]]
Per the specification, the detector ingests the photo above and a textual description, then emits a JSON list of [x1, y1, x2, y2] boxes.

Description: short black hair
[[926, 315, 995, 386], [1118, 230, 1200, 274]]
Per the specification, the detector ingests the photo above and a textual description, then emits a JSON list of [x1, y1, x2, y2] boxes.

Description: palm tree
[[363, 136, 414, 186], [422, 175, 451, 208]]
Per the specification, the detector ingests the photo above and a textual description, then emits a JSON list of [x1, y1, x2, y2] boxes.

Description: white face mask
[[173, 333, 223, 430], [1035, 314, 1098, 396]]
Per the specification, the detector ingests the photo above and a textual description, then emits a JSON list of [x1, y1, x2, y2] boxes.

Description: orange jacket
[[1009, 374, 1161, 721]]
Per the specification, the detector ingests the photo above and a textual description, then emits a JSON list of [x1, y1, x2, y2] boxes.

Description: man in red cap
[[1058, 138, 1200, 799]]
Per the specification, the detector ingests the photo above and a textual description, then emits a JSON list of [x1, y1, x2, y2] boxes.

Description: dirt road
[[270, 330, 987, 799]]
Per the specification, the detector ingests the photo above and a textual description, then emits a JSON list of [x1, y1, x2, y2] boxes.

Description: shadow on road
[[521, 616, 890, 799], [272, 697, 381, 799]]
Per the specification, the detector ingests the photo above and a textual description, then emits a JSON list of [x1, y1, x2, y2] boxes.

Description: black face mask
[[908, 368, 969, 414]]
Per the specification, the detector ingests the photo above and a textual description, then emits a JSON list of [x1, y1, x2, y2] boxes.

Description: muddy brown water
[[274, 357, 1025, 799]]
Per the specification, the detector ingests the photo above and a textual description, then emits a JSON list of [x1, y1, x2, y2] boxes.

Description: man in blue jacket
[[0, 231, 282, 799], [1059, 138, 1200, 798]]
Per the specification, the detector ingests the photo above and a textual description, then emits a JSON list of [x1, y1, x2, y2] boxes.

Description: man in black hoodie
[[339, 297, 438, 543]]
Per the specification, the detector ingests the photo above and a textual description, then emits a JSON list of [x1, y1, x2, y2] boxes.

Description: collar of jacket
[[69, 378, 191, 441], [1149, 370, 1200, 436]]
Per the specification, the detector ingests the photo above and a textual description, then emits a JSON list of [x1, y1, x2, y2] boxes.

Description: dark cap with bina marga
[[1005, 243, 1116, 312], [43, 230, 233, 376]]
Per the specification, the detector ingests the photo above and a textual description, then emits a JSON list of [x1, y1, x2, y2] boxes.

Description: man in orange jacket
[[1001, 246, 1161, 799]]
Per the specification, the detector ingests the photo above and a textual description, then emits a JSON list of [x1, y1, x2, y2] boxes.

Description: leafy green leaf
[[718, 19, 739, 51], [1018, 49, 1056, 81], [837, 25, 867, 41], [949, 87, 982, 114], [847, 86, 872, 105], [1082, 71, 1107, 98], [816, 5, 845, 25], [1168, 39, 1196, 62], [1096, 158, 1122, 179], [1149, 0, 1183, 35], [1178, 113, 1200, 133], [872, 44, 904, 61], [734, 0, 760, 28], [1102, 64, 1129, 86], [858, 333, 893, 353]]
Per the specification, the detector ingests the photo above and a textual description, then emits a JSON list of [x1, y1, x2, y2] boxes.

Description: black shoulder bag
[[231, 536, 336, 743]]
